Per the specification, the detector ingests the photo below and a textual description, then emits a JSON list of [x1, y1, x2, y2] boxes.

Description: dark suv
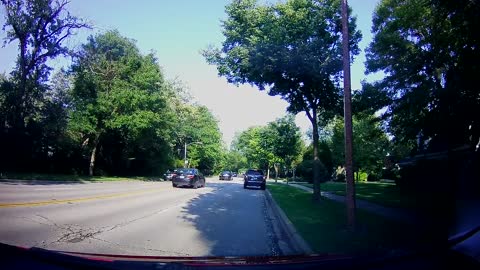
[[219, 170, 232, 180], [243, 169, 266, 190]]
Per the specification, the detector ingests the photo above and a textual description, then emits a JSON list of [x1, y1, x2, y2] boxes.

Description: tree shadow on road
[[179, 181, 276, 257]]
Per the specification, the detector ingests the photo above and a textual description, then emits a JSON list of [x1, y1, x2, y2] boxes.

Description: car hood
[[1, 243, 356, 267], [3, 241, 479, 269]]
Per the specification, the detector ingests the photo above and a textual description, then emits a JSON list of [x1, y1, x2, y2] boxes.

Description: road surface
[[0, 178, 292, 256]]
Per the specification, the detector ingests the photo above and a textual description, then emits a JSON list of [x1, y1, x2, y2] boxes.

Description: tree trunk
[[312, 106, 321, 201], [267, 165, 270, 180], [12, 40, 28, 130], [89, 136, 100, 177], [292, 167, 296, 183], [342, 0, 356, 230], [274, 163, 279, 182]]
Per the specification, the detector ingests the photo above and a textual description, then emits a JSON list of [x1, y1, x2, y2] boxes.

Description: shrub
[[297, 160, 328, 183], [367, 173, 379, 182], [381, 167, 399, 181]]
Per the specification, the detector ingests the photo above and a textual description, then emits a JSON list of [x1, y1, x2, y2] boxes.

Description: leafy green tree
[[34, 69, 74, 171], [203, 0, 361, 200], [352, 82, 390, 117], [329, 114, 390, 179], [302, 141, 334, 179], [1, 0, 89, 129], [1, 0, 89, 171], [69, 31, 173, 176], [266, 115, 303, 180], [232, 126, 269, 170], [232, 115, 303, 180], [365, 0, 480, 153], [258, 126, 282, 179], [182, 105, 224, 173], [222, 150, 247, 173]]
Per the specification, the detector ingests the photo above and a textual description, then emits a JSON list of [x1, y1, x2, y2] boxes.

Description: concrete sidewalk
[[269, 180, 418, 224]]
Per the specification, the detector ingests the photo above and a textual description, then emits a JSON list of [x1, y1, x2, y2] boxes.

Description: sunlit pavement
[[0, 178, 292, 256]]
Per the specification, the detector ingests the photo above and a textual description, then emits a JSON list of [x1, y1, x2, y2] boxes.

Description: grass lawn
[[0, 172, 163, 182], [296, 181, 414, 209], [268, 183, 430, 254]]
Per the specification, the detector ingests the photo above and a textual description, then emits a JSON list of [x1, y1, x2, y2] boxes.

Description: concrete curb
[[264, 189, 313, 255]]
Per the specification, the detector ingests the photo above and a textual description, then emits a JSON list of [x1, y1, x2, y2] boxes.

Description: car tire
[[172, 183, 177, 188], [243, 184, 247, 189], [261, 184, 266, 190]]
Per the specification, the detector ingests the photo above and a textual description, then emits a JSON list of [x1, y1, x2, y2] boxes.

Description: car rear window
[[246, 170, 263, 175], [177, 168, 195, 174]]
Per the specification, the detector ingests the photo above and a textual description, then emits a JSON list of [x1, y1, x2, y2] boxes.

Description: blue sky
[[0, 0, 381, 146]]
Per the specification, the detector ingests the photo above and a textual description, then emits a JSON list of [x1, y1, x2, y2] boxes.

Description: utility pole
[[341, 0, 356, 230], [184, 141, 202, 168], [184, 142, 188, 168]]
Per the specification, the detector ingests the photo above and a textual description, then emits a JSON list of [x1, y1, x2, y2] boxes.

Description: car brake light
[[187, 175, 194, 179]]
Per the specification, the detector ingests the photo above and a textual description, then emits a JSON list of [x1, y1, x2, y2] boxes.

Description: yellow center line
[[0, 187, 165, 208]]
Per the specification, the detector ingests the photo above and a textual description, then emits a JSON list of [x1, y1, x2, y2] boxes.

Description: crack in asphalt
[[30, 215, 102, 245], [36, 214, 63, 230], [102, 191, 211, 233], [56, 225, 104, 244], [15, 188, 217, 248], [8, 183, 272, 256], [13, 215, 100, 246]]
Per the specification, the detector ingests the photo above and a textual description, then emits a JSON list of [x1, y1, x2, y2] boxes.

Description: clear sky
[[0, 0, 381, 146]]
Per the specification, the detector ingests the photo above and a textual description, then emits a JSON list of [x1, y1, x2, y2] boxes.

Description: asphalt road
[[0, 178, 293, 256]]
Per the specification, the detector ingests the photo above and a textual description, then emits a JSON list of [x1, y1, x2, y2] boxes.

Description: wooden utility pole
[[341, 0, 356, 229]]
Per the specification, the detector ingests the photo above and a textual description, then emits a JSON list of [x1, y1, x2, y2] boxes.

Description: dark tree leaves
[[366, 0, 480, 152]]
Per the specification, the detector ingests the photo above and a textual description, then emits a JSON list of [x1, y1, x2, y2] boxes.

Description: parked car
[[172, 168, 205, 188], [244, 169, 266, 190], [163, 169, 177, 181], [219, 170, 232, 180], [232, 172, 238, 177]]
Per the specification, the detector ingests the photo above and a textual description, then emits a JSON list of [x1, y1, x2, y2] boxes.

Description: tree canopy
[[328, 114, 390, 178], [231, 115, 303, 179], [204, 0, 361, 199], [1, 0, 89, 129], [365, 0, 480, 153], [0, 1, 224, 176], [69, 30, 174, 175]]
